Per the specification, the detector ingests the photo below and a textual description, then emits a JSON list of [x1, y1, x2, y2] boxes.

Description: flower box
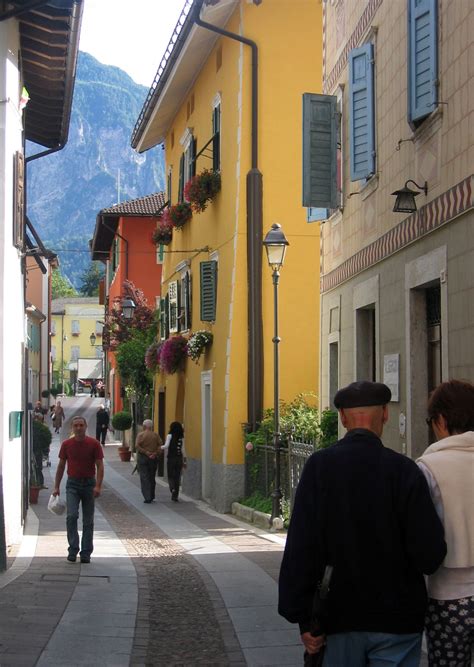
[[164, 202, 192, 230], [186, 330, 213, 363], [160, 336, 188, 374], [184, 169, 221, 213], [152, 220, 173, 246]]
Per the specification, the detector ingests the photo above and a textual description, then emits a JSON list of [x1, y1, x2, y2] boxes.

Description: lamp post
[[263, 223, 289, 522]]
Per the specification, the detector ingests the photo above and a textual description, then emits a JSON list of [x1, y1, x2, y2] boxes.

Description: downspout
[[194, 7, 263, 430]]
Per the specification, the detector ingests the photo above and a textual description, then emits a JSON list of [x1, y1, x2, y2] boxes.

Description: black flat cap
[[334, 381, 392, 409]]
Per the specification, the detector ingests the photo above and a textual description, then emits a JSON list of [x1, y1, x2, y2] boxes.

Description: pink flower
[[245, 442, 254, 452]]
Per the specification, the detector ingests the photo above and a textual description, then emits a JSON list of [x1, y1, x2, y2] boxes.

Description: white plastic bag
[[47, 494, 66, 516]]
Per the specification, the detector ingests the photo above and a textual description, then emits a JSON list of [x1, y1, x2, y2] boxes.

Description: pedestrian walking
[[52, 400, 65, 434], [135, 419, 162, 503], [417, 379, 474, 667], [52, 415, 104, 564], [279, 380, 447, 667], [161, 421, 186, 502], [33, 400, 45, 422], [95, 404, 110, 446], [90, 379, 97, 397]]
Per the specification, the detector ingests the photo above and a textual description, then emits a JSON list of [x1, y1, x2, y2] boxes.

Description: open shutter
[[190, 137, 197, 179], [168, 281, 179, 333], [349, 43, 375, 181], [302, 93, 338, 208], [408, 0, 437, 124], [181, 271, 192, 331], [212, 105, 221, 171], [178, 154, 184, 202], [200, 261, 217, 322]]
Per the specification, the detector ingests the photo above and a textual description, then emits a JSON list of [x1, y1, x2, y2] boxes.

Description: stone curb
[[231, 501, 284, 531]]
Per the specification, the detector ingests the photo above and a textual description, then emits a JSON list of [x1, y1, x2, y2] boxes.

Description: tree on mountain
[[79, 262, 104, 296], [51, 269, 77, 299]]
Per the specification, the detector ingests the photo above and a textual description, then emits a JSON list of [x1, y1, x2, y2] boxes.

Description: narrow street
[[0, 397, 301, 666]]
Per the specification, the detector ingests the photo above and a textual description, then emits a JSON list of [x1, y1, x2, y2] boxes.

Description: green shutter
[[302, 93, 338, 208], [200, 261, 217, 322], [159, 298, 166, 339], [212, 105, 221, 171], [178, 154, 184, 203]]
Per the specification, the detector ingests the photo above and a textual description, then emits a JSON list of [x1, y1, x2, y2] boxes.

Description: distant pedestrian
[[33, 400, 45, 422], [104, 392, 111, 413], [161, 421, 186, 502], [417, 379, 474, 667], [95, 404, 109, 446], [53, 416, 104, 564], [135, 419, 162, 503], [52, 400, 65, 434], [90, 379, 97, 398], [279, 381, 447, 667]]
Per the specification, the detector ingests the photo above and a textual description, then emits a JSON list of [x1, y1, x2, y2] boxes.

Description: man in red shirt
[[53, 415, 104, 563]]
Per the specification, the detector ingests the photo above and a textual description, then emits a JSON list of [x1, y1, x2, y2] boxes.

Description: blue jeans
[[324, 631, 422, 667], [66, 477, 96, 558]]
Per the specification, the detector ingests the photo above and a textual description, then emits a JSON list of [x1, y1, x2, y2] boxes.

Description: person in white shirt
[[417, 379, 474, 667], [161, 421, 186, 502]]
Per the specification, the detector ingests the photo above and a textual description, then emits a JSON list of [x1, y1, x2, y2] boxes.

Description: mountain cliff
[[27, 52, 165, 287]]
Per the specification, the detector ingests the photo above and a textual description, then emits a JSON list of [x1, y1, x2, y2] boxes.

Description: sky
[[79, 0, 185, 87]]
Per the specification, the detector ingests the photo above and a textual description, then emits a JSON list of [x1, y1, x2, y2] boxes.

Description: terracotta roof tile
[[99, 192, 166, 217]]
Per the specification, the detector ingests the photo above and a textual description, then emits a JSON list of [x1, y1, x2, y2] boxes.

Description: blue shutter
[[200, 261, 217, 322], [302, 93, 338, 208], [408, 0, 437, 124], [349, 43, 375, 181]]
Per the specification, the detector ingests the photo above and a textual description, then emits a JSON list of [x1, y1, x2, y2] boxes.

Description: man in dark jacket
[[278, 381, 446, 667], [95, 404, 109, 446]]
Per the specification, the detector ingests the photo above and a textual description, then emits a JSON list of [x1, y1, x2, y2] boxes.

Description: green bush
[[32, 420, 52, 456], [238, 492, 272, 514], [111, 411, 133, 431], [41, 389, 50, 398], [318, 408, 338, 448]]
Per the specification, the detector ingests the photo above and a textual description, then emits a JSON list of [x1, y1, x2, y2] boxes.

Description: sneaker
[[80, 556, 91, 564], [67, 554, 77, 563]]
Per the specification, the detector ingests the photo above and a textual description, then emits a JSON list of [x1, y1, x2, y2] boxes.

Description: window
[[95, 347, 103, 359], [349, 43, 375, 181], [329, 341, 339, 409], [95, 321, 102, 335], [70, 346, 80, 362], [51, 320, 56, 336], [71, 320, 80, 336], [200, 261, 217, 322], [168, 281, 179, 333], [178, 131, 196, 202], [302, 93, 338, 208], [356, 305, 376, 381], [179, 270, 192, 332], [408, 0, 438, 127], [51, 345, 56, 361], [212, 102, 221, 172]]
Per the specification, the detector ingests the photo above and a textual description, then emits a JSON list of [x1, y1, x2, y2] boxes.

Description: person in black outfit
[[95, 404, 109, 446], [161, 421, 187, 501], [278, 381, 447, 667], [90, 379, 97, 398]]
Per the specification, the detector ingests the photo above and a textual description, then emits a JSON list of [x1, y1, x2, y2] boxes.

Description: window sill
[[411, 107, 443, 147], [360, 173, 379, 201]]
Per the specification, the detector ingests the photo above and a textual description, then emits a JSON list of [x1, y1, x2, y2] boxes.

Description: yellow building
[[51, 298, 105, 394], [132, 0, 322, 510]]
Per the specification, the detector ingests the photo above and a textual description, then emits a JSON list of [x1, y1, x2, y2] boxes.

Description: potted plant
[[41, 389, 50, 399], [152, 219, 173, 246], [186, 330, 213, 363], [144, 340, 163, 373], [160, 336, 188, 374], [184, 169, 221, 213], [30, 420, 52, 503], [164, 202, 192, 230], [111, 411, 133, 461]]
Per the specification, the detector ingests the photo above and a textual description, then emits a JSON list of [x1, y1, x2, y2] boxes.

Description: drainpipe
[[194, 8, 263, 430]]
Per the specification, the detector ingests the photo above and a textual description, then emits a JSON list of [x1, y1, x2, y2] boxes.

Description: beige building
[[315, 0, 473, 457]]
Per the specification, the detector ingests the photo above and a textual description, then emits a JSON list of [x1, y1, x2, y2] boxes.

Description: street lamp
[[392, 179, 428, 213], [89, 332, 97, 347], [121, 297, 136, 320], [263, 223, 289, 522]]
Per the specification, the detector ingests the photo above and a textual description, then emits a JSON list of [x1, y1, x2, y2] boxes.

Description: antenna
[[117, 169, 121, 204]]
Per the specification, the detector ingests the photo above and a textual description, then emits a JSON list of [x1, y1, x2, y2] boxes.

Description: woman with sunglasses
[[417, 380, 474, 666]]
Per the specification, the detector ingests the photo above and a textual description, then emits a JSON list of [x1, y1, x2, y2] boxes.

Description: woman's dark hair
[[427, 379, 474, 434], [169, 421, 184, 438]]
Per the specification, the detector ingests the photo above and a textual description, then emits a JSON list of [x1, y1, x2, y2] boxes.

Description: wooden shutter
[[178, 154, 184, 203], [200, 261, 217, 322], [190, 137, 197, 178], [13, 151, 25, 249], [408, 0, 437, 124], [160, 298, 166, 339], [349, 43, 375, 181], [168, 281, 179, 333], [302, 93, 338, 208], [181, 271, 192, 331], [212, 105, 221, 171]]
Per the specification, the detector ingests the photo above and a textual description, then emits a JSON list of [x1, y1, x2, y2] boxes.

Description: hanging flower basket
[[164, 202, 192, 230], [186, 330, 213, 363], [152, 220, 173, 246], [160, 336, 188, 374], [184, 169, 221, 213], [144, 341, 163, 372]]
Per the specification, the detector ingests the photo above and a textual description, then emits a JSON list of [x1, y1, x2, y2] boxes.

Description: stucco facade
[[134, 0, 323, 511], [320, 0, 473, 457]]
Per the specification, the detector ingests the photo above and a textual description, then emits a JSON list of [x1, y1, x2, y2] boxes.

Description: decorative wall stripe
[[323, 0, 383, 94], [321, 176, 473, 293]]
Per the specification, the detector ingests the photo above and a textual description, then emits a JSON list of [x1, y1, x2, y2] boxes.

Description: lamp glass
[[90, 333, 96, 346], [121, 298, 136, 320], [265, 244, 287, 271], [393, 190, 417, 213]]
